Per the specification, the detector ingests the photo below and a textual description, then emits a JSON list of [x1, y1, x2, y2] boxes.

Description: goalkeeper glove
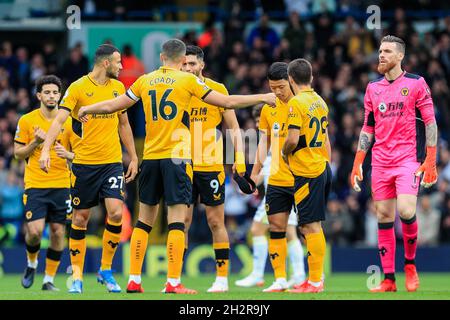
[[415, 146, 438, 188], [350, 150, 366, 192]]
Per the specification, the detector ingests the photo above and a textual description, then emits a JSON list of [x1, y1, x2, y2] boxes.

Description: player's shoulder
[[260, 104, 272, 117], [72, 75, 90, 87], [288, 94, 305, 108], [404, 72, 422, 80], [110, 78, 126, 89], [19, 109, 39, 122], [369, 76, 384, 84], [204, 77, 226, 92]]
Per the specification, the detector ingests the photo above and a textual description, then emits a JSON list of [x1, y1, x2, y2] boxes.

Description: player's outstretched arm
[[203, 90, 276, 109], [350, 130, 374, 192], [78, 94, 136, 122], [39, 108, 70, 172]]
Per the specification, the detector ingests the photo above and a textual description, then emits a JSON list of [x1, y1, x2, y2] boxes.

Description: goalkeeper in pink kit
[[351, 36, 438, 292]]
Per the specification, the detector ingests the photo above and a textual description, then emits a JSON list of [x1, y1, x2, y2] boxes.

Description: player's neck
[[89, 67, 109, 85], [198, 73, 205, 82], [40, 105, 58, 120], [384, 65, 404, 81], [280, 93, 294, 104], [297, 84, 312, 93], [163, 61, 182, 71]]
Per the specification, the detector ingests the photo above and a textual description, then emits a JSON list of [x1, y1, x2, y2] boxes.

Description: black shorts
[[139, 159, 193, 206], [71, 163, 124, 209], [265, 185, 294, 215], [294, 163, 332, 225], [23, 188, 71, 224], [191, 171, 226, 206]]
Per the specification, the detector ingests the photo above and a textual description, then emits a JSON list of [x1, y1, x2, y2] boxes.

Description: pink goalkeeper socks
[[378, 222, 396, 274], [401, 215, 418, 261]]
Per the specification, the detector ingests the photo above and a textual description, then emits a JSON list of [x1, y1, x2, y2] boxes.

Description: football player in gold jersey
[[14, 75, 74, 291], [282, 58, 332, 293], [237, 62, 305, 292], [76, 39, 275, 294], [39, 44, 139, 294], [182, 45, 246, 293]]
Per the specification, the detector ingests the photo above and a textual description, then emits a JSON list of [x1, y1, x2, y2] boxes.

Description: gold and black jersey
[[126, 66, 212, 160], [59, 75, 125, 165], [15, 109, 73, 189], [287, 88, 329, 178]]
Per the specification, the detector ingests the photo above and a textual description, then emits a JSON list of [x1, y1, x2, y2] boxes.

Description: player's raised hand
[[350, 150, 366, 192], [78, 107, 89, 123], [263, 92, 277, 107], [415, 146, 438, 188], [33, 127, 46, 144], [39, 149, 50, 173], [125, 157, 138, 183]]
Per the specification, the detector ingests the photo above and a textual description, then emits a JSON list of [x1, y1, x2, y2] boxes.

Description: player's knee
[[107, 208, 123, 223], [72, 212, 89, 227], [375, 205, 393, 221], [207, 217, 224, 233], [50, 224, 65, 240], [26, 226, 42, 242], [398, 205, 416, 220], [299, 223, 320, 235]]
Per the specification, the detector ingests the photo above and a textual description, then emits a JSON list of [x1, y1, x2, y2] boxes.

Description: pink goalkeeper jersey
[[362, 71, 435, 167]]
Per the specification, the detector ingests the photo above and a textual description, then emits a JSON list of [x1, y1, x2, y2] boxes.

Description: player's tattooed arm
[[357, 131, 374, 152], [425, 122, 438, 147]]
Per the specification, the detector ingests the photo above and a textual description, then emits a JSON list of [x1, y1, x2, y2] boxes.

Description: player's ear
[[36, 92, 42, 102]]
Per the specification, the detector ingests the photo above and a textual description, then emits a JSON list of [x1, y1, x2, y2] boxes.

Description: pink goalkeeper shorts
[[371, 162, 421, 201]]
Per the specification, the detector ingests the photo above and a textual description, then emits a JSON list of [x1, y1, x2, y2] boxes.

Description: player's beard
[[377, 60, 396, 74], [44, 101, 57, 109], [106, 68, 119, 79]]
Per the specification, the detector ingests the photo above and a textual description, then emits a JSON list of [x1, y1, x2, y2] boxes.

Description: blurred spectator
[[364, 200, 378, 247], [246, 14, 280, 59], [0, 171, 23, 243], [224, 174, 252, 243], [417, 194, 441, 245], [43, 42, 58, 75], [323, 193, 354, 245], [16, 47, 30, 90], [284, 0, 312, 16], [118, 44, 145, 89], [0, 41, 19, 87], [439, 194, 450, 243], [29, 53, 46, 89], [283, 11, 306, 59], [60, 44, 89, 87]]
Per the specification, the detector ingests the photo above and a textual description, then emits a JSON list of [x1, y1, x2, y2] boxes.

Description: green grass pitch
[[1, 273, 450, 300]]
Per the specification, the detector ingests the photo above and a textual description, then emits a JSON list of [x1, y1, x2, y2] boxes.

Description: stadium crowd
[[1, 0, 450, 248]]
